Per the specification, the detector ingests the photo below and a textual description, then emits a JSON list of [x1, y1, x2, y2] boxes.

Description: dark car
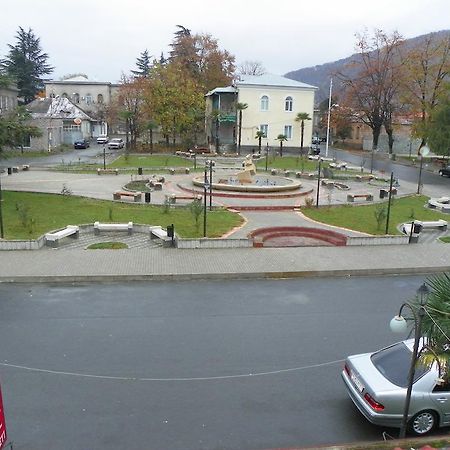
[[439, 166, 450, 177], [310, 145, 321, 155], [74, 139, 90, 149]]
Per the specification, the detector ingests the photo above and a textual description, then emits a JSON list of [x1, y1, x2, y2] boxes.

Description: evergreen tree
[[1, 27, 53, 104], [131, 49, 152, 78]]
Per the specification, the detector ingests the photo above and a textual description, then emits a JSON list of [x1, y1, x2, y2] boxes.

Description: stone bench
[[149, 226, 174, 247], [402, 220, 448, 235], [169, 167, 190, 175], [45, 225, 80, 247], [347, 193, 374, 202], [355, 174, 375, 182], [165, 194, 202, 204], [94, 221, 133, 235], [97, 168, 118, 175], [113, 191, 142, 202]]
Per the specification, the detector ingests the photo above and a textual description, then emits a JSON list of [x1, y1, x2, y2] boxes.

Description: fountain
[[192, 155, 302, 193]]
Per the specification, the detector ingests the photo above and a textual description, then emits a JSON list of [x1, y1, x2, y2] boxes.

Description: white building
[[205, 74, 317, 152]]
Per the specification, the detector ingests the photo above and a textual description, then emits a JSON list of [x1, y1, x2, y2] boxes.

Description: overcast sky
[[1, 0, 449, 83]]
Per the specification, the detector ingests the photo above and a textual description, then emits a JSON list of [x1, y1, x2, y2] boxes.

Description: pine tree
[[131, 49, 152, 78], [1, 27, 53, 104]]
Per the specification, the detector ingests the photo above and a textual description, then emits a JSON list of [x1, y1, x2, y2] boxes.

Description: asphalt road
[[1, 276, 446, 450]]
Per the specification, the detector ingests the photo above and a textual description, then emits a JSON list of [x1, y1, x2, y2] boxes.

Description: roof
[[27, 97, 93, 120], [236, 73, 317, 90], [205, 86, 237, 97]]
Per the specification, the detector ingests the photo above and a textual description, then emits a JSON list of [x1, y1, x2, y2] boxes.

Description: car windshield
[[371, 342, 429, 387]]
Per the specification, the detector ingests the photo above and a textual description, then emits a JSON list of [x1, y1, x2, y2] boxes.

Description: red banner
[[0, 384, 6, 450]]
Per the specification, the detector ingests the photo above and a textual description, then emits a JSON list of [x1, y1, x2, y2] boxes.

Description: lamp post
[[390, 282, 430, 439], [203, 165, 209, 237], [103, 145, 106, 170], [265, 143, 269, 172], [385, 172, 394, 234], [207, 160, 214, 211], [417, 146, 430, 195], [316, 157, 322, 208], [325, 78, 333, 158]]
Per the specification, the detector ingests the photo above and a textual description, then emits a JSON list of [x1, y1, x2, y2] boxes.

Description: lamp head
[[390, 315, 407, 333], [417, 283, 430, 306]]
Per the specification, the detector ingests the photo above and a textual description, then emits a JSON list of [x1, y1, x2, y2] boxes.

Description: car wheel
[[439, 171, 444, 176], [408, 410, 437, 435]]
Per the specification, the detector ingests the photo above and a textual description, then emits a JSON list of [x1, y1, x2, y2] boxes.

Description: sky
[[1, 0, 449, 83]]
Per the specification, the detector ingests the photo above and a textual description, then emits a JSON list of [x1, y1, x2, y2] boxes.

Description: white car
[[96, 135, 109, 144], [108, 138, 124, 149]]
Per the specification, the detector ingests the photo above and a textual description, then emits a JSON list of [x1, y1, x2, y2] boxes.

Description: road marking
[[0, 358, 344, 382]]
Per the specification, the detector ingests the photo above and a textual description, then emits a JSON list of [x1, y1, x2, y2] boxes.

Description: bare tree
[[336, 29, 404, 153], [238, 60, 266, 76]]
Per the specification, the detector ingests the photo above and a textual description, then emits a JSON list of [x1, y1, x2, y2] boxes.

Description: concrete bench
[[165, 194, 202, 204], [94, 221, 133, 235], [355, 175, 375, 182], [45, 225, 80, 247], [113, 191, 142, 202], [402, 220, 448, 235], [169, 167, 190, 175], [97, 168, 118, 175], [149, 226, 174, 247], [347, 193, 374, 202], [151, 182, 163, 190], [22, 164, 30, 171]]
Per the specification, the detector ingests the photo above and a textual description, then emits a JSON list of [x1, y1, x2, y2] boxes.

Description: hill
[[285, 30, 450, 104]]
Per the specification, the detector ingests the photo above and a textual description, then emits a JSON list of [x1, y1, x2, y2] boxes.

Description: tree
[[0, 106, 41, 153], [424, 97, 450, 156], [276, 134, 287, 157], [131, 49, 152, 78], [412, 274, 450, 382], [295, 112, 311, 154], [238, 60, 266, 76], [401, 33, 450, 150], [337, 29, 403, 153], [255, 130, 265, 153], [1, 27, 53, 104], [236, 102, 248, 154]]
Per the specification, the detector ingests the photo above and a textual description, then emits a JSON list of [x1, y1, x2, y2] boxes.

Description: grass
[[108, 155, 193, 168], [87, 242, 128, 249], [302, 195, 448, 235], [439, 236, 450, 243], [1, 191, 243, 240], [124, 180, 152, 192]]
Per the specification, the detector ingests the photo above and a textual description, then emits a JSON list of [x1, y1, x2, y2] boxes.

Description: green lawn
[[1, 191, 243, 240], [108, 155, 194, 168], [302, 194, 448, 235]]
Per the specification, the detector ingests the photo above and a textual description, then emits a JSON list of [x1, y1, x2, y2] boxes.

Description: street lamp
[[206, 159, 215, 211], [390, 282, 431, 438], [417, 146, 430, 194], [316, 157, 322, 208], [203, 165, 209, 237], [103, 145, 106, 170]]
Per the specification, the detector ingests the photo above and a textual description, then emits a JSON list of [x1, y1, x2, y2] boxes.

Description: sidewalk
[[0, 244, 449, 283]]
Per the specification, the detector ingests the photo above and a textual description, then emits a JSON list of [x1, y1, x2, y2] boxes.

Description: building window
[[73, 93, 80, 103], [260, 124, 268, 138], [261, 95, 269, 111], [284, 125, 292, 139], [85, 94, 92, 105], [62, 93, 68, 98], [285, 96, 293, 111], [97, 94, 104, 104]]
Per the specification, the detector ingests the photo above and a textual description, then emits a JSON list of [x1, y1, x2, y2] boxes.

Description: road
[[1, 276, 446, 450]]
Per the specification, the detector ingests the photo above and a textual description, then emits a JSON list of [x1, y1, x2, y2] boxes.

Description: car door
[[430, 381, 450, 426]]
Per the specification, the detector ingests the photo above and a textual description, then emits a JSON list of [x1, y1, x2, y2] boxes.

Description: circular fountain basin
[[192, 174, 302, 193]]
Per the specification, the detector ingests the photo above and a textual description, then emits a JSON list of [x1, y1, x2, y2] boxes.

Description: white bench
[[402, 220, 448, 235], [45, 225, 80, 247], [94, 221, 133, 235], [150, 226, 174, 247]]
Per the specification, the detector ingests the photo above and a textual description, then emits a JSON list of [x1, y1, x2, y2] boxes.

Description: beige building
[[205, 74, 317, 152], [0, 84, 19, 116], [44, 75, 119, 137]]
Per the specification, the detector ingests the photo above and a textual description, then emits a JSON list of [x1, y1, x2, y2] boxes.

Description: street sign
[[0, 384, 7, 450]]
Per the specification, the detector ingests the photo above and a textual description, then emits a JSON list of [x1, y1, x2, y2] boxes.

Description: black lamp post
[[203, 166, 209, 237], [316, 158, 322, 208], [390, 282, 430, 438], [208, 160, 214, 211], [385, 172, 394, 234], [0, 171, 4, 238], [103, 145, 106, 170], [265, 143, 269, 172]]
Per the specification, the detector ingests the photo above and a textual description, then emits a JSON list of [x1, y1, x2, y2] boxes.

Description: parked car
[[108, 138, 124, 149], [439, 166, 450, 177], [312, 136, 320, 145], [73, 139, 90, 149], [320, 137, 327, 143], [342, 339, 450, 436], [310, 145, 321, 155], [96, 135, 109, 144]]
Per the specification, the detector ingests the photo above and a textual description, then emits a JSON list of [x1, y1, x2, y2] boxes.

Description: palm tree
[[236, 102, 248, 155], [255, 130, 265, 154], [276, 134, 287, 157], [413, 274, 450, 381], [295, 112, 311, 156]]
